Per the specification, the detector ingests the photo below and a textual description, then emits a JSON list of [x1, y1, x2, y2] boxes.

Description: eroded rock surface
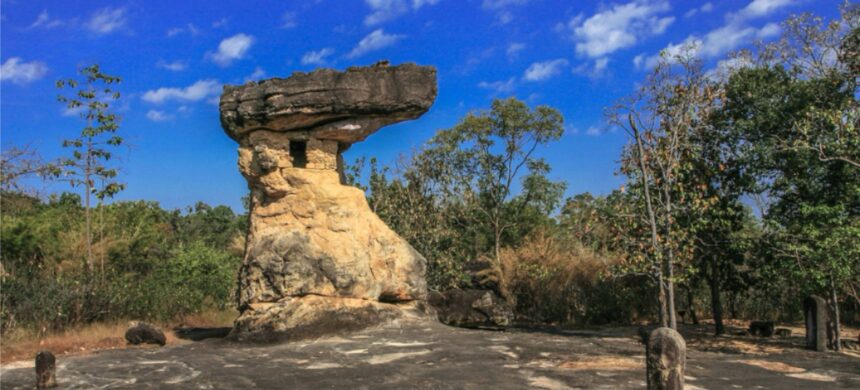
[[220, 62, 437, 341]]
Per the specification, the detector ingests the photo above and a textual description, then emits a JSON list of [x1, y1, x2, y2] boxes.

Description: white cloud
[[245, 67, 266, 82], [586, 126, 602, 136], [86, 7, 127, 34], [636, 21, 782, 70], [684, 2, 713, 18], [1, 57, 48, 84], [523, 59, 568, 81], [207, 33, 254, 67], [302, 48, 335, 65], [212, 18, 229, 28], [146, 110, 172, 121], [167, 23, 200, 37], [594, 57, 609, 73], [156, 60, 187, 72], [567, 0, 674, 58], [364, 0, 439, 26], [281, 12, 297, 29], [481, 0, 528, 24], [29, 10, 64, 29], [142, 79, 222, 104], [506, 42, 525, 60], [482, 0, 528, 10], [736, 0, 796, 20], [477, 77, 516, 94], [346, 29, 404, 58]]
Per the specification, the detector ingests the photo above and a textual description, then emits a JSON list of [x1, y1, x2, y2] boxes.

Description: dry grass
[[733, 359, 805, 373], [557, 355, 642, 371], [0, 309, 237, 365], [688, 337, 787, 355]]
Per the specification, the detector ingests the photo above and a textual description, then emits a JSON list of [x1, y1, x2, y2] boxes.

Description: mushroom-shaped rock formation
[[220, 62, 437, 341]]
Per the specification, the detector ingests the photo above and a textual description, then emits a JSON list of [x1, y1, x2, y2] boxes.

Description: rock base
[[230, 295, 429, 342]]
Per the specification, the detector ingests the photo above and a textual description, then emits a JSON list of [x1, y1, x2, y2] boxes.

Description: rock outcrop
[[220, 62, 437, 341], [429, 289, 514, 329]]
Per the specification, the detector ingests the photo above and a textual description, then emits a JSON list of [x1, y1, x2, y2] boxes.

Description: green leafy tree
[[56, 64, 123, 273]]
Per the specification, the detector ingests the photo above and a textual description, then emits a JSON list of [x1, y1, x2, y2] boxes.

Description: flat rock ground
[[2, 320, 858, 389]]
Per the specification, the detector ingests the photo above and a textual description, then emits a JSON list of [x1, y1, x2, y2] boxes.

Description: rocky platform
[[3, 321, 858, 389]]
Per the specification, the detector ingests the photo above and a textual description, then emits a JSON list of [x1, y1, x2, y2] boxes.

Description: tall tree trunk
[[85, 138, 93, 273], [830, 277, 842, 352], [666, 249, 677, 329], [630, 115, 668, 327], [709, 256, 724, 335], [686, 285, 699, 325]]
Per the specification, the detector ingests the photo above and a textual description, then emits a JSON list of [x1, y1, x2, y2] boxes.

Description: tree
[[609, 45, 719, 329], [715, 6, 859, 349], [56, 64, 124, 273], [413, 98, 565, 293], [0, 146, 58, 193]]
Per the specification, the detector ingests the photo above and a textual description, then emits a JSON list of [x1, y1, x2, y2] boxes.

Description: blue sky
[[1, 0, 842, 211]]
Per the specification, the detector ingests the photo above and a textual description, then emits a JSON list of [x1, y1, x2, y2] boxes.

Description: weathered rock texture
[[646, 327, 685, 390], [429, 289, 514, 329], [35, 350, 56, 388], [220, 62, 437, 341], [804, 295, 828, 351]]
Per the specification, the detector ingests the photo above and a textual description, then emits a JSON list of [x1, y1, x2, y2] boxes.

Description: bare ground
[[1, 319, 858, 389]]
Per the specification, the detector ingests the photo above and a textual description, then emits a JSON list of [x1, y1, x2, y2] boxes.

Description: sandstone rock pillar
[[219, 62, 437, 341], [646, 327, 685, 390], [804, 295, 828, 351]]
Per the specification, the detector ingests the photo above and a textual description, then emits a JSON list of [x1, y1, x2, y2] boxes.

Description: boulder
[[125, 322, 166, 346], [748, 321, 774, 337], [428, 289, 514, 329], [35, 350, 56, 388], [646, 327, 685, 390], [221, 62, 438, 340]]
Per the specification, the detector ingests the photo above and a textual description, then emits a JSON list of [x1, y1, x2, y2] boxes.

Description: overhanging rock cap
[[219, 62, 438, 144]]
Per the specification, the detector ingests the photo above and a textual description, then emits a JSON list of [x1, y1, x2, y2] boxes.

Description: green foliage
[[0, 191, 245, 334]]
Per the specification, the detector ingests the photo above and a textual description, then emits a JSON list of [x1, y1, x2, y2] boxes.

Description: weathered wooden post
[[35, 350, 57, 388], [804, 295, 828, 351], [646, 327, 685, 390]]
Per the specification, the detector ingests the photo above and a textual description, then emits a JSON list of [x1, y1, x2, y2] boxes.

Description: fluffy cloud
[[567, 0, 674, 59], [29, 10, 64, 29], [281, 12, 297, 29], [523, 59, 568, 81], [146, 110, 172, 122], [207, 33, 254, 66], [735, 0, 796, 21], [364, 0, 439, 26], [142, 79, 221, 104], [478, 77, 516, 94], [1, 57, 48, 84], [156, 60, 187, 72], [167, 24, 200, 37], [301, 48, 335, 65], [346, 29, 404, 58], [245, 67, 266, 82], [635, 21, 780, 69], [481, 0, 528, 25], [86, 7, 127, 34], [684, 2, 713, 18], [506, 42, 525, 60]]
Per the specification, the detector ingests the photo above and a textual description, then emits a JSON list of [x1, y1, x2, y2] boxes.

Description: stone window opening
[[290, 140, 308, 168]]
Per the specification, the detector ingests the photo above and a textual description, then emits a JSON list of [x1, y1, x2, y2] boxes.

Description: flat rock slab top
[[2, 322, 859, 389], [220, 62, 437, 143]]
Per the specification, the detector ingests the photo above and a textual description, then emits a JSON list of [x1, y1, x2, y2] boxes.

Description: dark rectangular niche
[[290, 140, 307, 168]]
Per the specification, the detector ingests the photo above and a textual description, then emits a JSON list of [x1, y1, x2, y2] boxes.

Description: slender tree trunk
[[666, 249, 677, 329], [830, 277, 841, 352], [630, 115, 668, 327], [686, 285, 699, 325], [85, 138, 93, 272], [709, 256, 724, 335]]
